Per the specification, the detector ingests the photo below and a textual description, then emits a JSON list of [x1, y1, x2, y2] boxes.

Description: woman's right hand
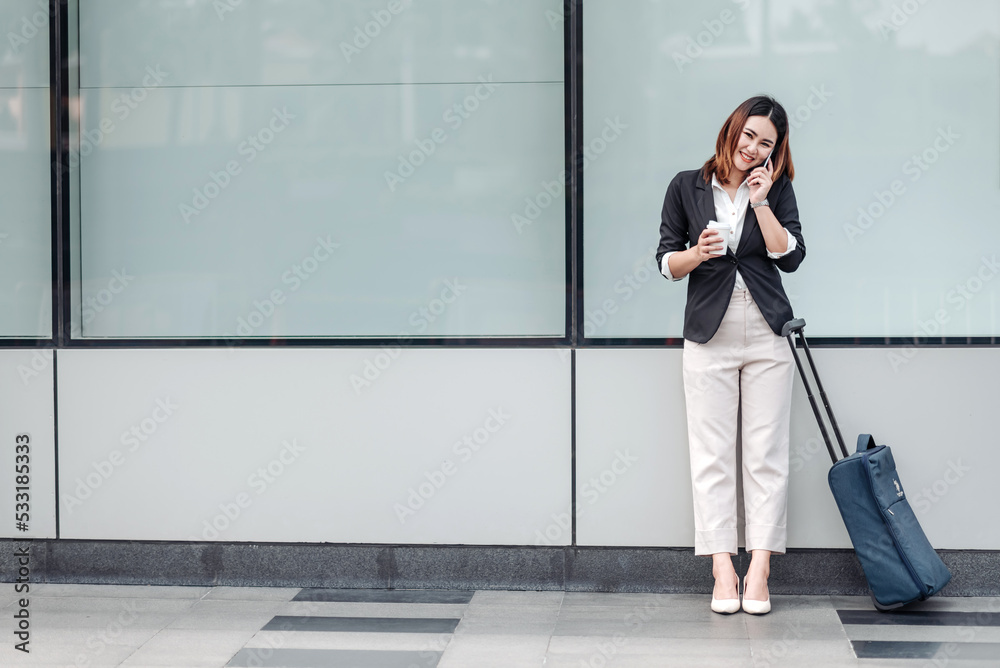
[[692, 229, 726, 262], [667, 229, 727, 279]]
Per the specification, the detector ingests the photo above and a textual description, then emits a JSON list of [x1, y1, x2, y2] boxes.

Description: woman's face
[[733, 115, 778, 174]]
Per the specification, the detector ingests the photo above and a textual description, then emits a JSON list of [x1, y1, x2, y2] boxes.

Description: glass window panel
[[584, 0, 1000, 338], [75, 0, 565, 338], [0, 0, 52, 338], [80, 0, 564, 88]]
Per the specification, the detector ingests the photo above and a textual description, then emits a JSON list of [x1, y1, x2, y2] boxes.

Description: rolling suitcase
[[781, 318, 952, 610]]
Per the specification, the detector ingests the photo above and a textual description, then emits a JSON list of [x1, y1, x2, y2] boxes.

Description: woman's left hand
[[748, 159, 773, 204]]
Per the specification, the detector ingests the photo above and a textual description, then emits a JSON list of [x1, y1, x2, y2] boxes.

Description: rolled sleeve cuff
[[660, 251, 683, 281], [766, 229, 797, 259]]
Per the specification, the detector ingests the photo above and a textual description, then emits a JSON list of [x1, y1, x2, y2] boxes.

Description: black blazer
[[656, 169, 806, 344]]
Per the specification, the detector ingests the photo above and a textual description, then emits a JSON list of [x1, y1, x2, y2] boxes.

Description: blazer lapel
[[695, 180, 715, 232], [736, 204, 757, 255], [695, 180, 736, 258]]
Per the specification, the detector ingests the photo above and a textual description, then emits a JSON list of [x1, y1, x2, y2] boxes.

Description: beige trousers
[[682, 288, 794, 556]]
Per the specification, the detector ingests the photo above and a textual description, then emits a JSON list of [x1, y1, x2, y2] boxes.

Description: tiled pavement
[[0, 584, 998, 667]]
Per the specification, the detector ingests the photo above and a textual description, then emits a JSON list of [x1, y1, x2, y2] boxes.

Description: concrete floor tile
[[454, 617, 557, 636], [829, 595, 876, 610], [561, 592, 698, 608], [755, 660, 858, 668], [546, 658, 752, 668], [245, 629, 453, 652], [26, 609, 185, 631], [744, 605, 850, 641], [31, 584, 212, 599], [467, 590, 564, 607], [28, 596, 198, 614], [436, 633, 550, 668], [119, 629, 256, 667], [0, 639, 137, 666], [749, 638, 857, 667], [552, 618, 750, 640], [3, 584, 995, 668], [760, 594, 838, 610], [184, 599, 287, 615], [165, 598, 287, 631], [20, 626, 159, 649], [459, 605, 561, 621], [203, 586, 301, 602], [227, 648, 444, 668], [556, 601, 734, 624], [545, 638, 755, 667], [454, 603, 561, 636], [294, 589, 472, 604], [277, 600, 469, 619]]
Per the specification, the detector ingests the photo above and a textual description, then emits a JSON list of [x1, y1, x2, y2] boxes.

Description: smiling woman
[[656, 94, 806, 616], [700, 99, 794, 194]]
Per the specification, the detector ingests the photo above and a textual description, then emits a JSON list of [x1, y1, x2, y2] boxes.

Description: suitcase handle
[[783, 318, 850, 464], [781, 318, 806, 337]]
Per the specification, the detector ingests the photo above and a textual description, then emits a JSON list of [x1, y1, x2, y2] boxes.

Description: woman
[[655, 95, 805, 615]]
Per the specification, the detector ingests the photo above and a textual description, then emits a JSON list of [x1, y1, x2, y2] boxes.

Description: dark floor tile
[[852, 640, 1000, 660], [293, 588, 473, 604], [261, 615, 460, 634], [227, 648, 442, 667], [839, 609, 1000, 627]]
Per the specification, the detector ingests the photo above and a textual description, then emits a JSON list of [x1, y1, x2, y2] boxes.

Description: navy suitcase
[[782, 318, 952, 610]]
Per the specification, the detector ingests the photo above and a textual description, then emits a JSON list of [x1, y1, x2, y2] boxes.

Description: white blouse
[[660, 173, 796, 291]]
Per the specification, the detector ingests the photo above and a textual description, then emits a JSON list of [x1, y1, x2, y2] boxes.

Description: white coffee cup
[[705, 221, 731, 256]]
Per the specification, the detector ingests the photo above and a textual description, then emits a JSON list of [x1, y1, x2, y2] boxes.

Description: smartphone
[[763, 148, 774, 170]]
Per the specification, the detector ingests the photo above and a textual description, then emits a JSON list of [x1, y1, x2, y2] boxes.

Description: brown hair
[[701, 95, 795, 185]]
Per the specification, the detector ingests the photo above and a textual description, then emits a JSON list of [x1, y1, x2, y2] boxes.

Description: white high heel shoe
[[710, 572, 741, 614], [740, 574, 771, 615]]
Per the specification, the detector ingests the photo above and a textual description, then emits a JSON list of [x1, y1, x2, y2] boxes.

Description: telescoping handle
[[782, 318, 850, 465]]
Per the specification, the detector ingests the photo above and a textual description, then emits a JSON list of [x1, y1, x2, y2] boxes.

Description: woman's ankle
[[746, 565, 770, 581], [747, 553, 770, 577], [711, 553, 735, 574]]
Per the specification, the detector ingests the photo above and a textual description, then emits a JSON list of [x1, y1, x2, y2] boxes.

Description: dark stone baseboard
[[2, 540, 997, 596]]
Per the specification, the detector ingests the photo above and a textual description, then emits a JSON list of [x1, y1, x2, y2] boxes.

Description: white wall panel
[[0, 350, 56, 539], [575, 349, 693, 547], [577, 347, 1000, 550], [57, 347, 571, 544]]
